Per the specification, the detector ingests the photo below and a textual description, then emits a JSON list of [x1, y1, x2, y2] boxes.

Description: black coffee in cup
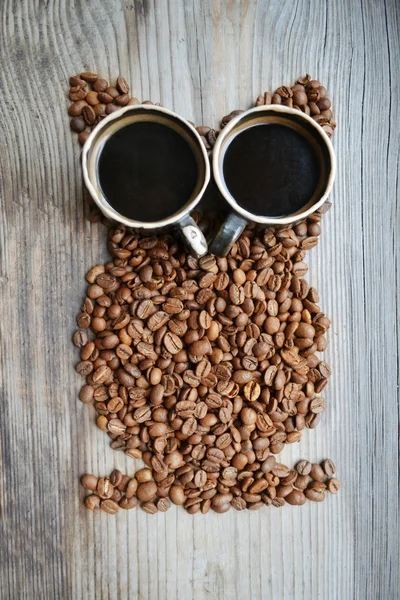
[[98, 121, 198, 222], [222, 123, 326, 218]]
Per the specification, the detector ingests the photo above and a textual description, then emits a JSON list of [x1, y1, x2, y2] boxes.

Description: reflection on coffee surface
[[99, 121, 198, 222], [222, 123, 323, 217]]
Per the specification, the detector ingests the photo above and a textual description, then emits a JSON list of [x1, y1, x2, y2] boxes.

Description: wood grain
[[0, 1, 398, 599]]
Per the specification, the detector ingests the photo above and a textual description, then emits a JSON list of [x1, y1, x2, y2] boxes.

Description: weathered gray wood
[[0, 1, 398, 599]]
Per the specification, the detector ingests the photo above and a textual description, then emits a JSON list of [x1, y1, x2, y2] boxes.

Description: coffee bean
[[163, 298, 183, 314], [96, 415, 108, 432], [86, 91, 99, 105], [164, 332, 183, 354], [108, 469, 122, 487], [100, 499, 120, 514], [81, 474, 98, 491], [70, 117, 86, 133], [80, 72, 98, 83], [69, 100, 88, 117], [106, 103, 123, 115], [148, 311, 169, 331], [198, 272, 217, 288], [272, 463, 290, 478], [212, 502, 231, 513], [243, 381, 260, 401], [264, 316, 280, 334], [70, 76, 87, 87], [212, 493, 233, 508], [119, 496, 138, 509], [254, 91, 272, 106], [137, 481, 157, 502], [98, 92, 113, 104], [121, 478, 137, 499], [249, 479, 269, 494], [194, 470, 207, 488], [75, 361, 93, 376], [93, 78, 108, 93], [116, 76, 129, 94], [310, 397, 325, 414], [135, 468, 153, 483], [322, 459, 336, 477], [85, 495, 101, 510], [319, 361, 331, 378], [310, 464, 326, 482], [296, 322, 315, 338], [157, 497, 171, 512], [190, 338, 211, 356], [305, 487, 325, 502], [73, 330, 88, 347], [292, 90, 308, 106], [69, 87, 86, 101], [97, 477, 114, 499], [275, 485, 294, 499], [133, 405, 152, 422], [104, 86, 119, 99], [79, 385, 94, 403], [199, 310, 212, 329], [305, 413, 321, 429], [169, 485, 185, 505], [115, 94, 130, 106], [135, 299, 154, 319], [91, 316, 106, 332], [93, 104, 106, 118], [82, 105, 96, 125], [285, 490, 306, 505], [296, 460, 312, 476], [295, 474, 312, 491], [327, 477, 340, 494], [229, 284, 245, 305], [78, 131, 90, 146], [240, 407, 257, 425], [233, 370, 252, 384], [142, 502, 158, 514], [92, 365, 111, 383]]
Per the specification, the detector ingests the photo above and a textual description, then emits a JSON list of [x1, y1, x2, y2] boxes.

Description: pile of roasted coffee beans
[[82, 458, 339, 515], [196, 73, 335, 151], [70, 73, 339, 514], [75, 212, 339, 514]]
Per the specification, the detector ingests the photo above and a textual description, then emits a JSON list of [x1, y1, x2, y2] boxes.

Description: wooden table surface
[[0, 1, 398, 599]]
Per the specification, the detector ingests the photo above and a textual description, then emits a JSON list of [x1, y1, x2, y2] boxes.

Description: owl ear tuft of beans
[[70, 73, 339, 514], [67, 72, 139, 147]]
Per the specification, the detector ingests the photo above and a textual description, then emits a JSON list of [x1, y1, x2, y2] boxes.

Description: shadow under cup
[[210, 105, 336, 256]]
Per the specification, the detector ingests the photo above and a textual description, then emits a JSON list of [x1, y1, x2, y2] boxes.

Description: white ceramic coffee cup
[[82, 104, 210, 258], [210, 105, 336, 256]]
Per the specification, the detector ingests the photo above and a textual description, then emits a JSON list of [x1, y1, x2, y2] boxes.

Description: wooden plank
[[0, 0, 398, 599]]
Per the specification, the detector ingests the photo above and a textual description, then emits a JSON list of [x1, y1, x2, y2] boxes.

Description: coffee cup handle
[[178, 216, 208, 258], [209, 212, 248, 257]]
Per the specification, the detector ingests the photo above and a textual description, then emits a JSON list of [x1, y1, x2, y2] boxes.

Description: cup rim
[[81, 104, 211, 229], [212, 104, 336, 225]]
